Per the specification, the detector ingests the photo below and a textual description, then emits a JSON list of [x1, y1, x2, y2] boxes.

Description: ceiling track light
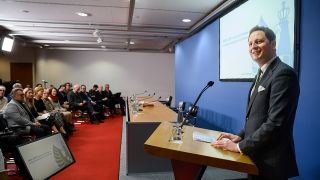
[[97, 37, 103, 44], [93, 29, 101, 37]]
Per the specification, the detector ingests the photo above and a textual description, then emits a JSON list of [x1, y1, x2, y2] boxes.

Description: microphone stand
[[180, 81, 214, 128]]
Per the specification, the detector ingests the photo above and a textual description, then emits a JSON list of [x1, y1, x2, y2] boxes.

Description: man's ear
[[271, 40, 276, 50]]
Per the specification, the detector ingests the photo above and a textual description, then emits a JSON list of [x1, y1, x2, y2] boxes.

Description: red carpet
[[51, 115, 123, 180]]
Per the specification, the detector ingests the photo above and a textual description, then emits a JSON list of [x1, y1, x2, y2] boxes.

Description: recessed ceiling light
[[43, 44, 50, 47], [129, 41, 135, 45], [182, 19, 191, 23], [76, 12, 90, 17]]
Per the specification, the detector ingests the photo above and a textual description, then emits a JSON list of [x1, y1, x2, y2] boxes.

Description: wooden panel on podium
[[126, 99, 177, 174], [144, 121, 258, 177]]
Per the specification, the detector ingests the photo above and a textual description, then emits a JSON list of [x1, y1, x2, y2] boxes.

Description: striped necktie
[[251, 69, 262, 96]]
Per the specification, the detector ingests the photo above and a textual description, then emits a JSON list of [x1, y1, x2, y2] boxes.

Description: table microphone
[[180, 81, 214, 128]]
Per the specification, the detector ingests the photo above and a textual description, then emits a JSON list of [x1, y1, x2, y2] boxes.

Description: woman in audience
[[33, 87, 68, 137], [23, 87, 57, 132], [44, 88, 74, 132]]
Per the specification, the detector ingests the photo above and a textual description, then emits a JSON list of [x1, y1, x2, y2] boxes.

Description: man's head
[[80, 85, 87, 92], [248, 26, 277, 66], [0, 85, 6, 98], [12, 88, 24, 102], [12, 83, 22, 89], [73, 84, 80, 93], [92, 84, 98, 91], [105, 84, 110, 91], [98, 85, 103, 92], [65, 82, 71, 90]]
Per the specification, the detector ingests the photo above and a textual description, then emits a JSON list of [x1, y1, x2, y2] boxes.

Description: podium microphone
[[135, 90, 147, 96], [139, 93, 155, 101], [180, 81, 214, 128]]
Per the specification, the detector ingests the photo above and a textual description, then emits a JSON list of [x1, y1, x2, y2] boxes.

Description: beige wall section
[[35, 50, 175, 101], [0, 39, 36, 83]]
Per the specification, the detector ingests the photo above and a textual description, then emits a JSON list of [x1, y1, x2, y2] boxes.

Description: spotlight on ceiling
[[93, 29, 101, 37], [76, 12, 90, 17], [182, 18, 191, 23], [97, 37, 103, 44]]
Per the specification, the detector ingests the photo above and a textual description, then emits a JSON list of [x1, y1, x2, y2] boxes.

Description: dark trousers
[[30, 124, 51, 138]]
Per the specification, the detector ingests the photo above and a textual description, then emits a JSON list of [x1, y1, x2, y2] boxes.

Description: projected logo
[[52, 139, 73, 168]]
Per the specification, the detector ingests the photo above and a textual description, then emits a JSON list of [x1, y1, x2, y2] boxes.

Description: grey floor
[[118, 118, 247, 180]]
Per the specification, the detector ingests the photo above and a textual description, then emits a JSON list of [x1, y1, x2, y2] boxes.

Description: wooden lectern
[[144, 122, 258, 179]]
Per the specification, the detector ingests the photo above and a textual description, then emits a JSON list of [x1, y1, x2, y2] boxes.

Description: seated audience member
[[67, 84, 99, 124], [58, 84, 69, 107], [33, 87, 68, 137], [6, 82, 23, 102], [43, 89, 74, 135], [79, 85, 104, 121], [48, 88, 72, 123], [96, 85, 115, 117], [0, 85, 8, 112], [64, 82, 72, 93], [88, 84, 98, 98], [3, 88, 51, 138], [2, 88, 51, 178], [105, 84, 126, 116]]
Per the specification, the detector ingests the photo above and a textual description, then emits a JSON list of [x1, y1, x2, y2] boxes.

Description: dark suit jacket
[[67, 91, 83, 110], [238, 58, 299, 179]]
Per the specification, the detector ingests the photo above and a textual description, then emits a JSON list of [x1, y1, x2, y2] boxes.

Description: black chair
[[0, 114, 31, 177], [160, 96, 173, 107], [172, 101, 186, 113]]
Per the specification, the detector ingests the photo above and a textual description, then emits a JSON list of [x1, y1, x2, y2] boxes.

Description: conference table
[[126, 98, 177, 174], [144, 121, 258, 179]]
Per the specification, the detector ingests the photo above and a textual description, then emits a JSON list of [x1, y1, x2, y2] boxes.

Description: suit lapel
[[246, 58, 280, 117]]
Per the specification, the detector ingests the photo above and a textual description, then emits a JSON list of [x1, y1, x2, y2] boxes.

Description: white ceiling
[[0, 0, 239, 52]]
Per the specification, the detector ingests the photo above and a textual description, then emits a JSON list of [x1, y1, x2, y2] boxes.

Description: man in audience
[[79, 85, 104, 121], [105, 84, 126, 116], [67, 84, 99, 124], [58, 85, 69, 107], [6, 82, 23, 102], [3, 88, 51, 138], [0, 85, 8, 112]]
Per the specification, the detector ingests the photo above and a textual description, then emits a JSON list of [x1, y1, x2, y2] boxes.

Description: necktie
[[251, 69, 262, 96]]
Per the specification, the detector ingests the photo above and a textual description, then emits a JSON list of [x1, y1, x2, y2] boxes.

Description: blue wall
[[175, 1, 320, 179]]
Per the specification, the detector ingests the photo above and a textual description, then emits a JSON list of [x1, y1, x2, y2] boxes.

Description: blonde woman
[[33, 87, 68, 138]]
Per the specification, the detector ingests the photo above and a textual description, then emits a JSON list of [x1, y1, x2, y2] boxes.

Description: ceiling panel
[[135, 0, 222, 13], [0, 0, 229, 52], [0, 2, 129, 25], [132, 9, 204, 28]]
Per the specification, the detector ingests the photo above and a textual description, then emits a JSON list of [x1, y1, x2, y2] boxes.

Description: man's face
[[14, 90, 25, 101], [248, 30, 276, 64], [0, 89, 4, 97], [105, 84, 110, 90], [65, 83, 71, 90], [80, 86, 86, 92]]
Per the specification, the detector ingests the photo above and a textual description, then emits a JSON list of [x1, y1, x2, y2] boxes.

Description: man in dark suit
[[212, 26, 300, 180]]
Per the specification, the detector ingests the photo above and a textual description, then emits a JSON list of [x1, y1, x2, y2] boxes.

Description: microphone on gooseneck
[[139, 93, 155, 101], [135, 90, 147, 96], [180, 81, 214, 128], [144, 96, 161, 103]]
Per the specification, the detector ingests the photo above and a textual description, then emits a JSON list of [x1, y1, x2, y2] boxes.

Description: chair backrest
[[0, 113, 8, 132], [165, 96, 173, 107], [178, 101, 186, 111]]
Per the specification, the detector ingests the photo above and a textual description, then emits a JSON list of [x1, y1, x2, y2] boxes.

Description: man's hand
[[216, 132, 242, 143], [34, 121, 41, 127], [211, 132, 242, 153], [211, 138, 239, 152]]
